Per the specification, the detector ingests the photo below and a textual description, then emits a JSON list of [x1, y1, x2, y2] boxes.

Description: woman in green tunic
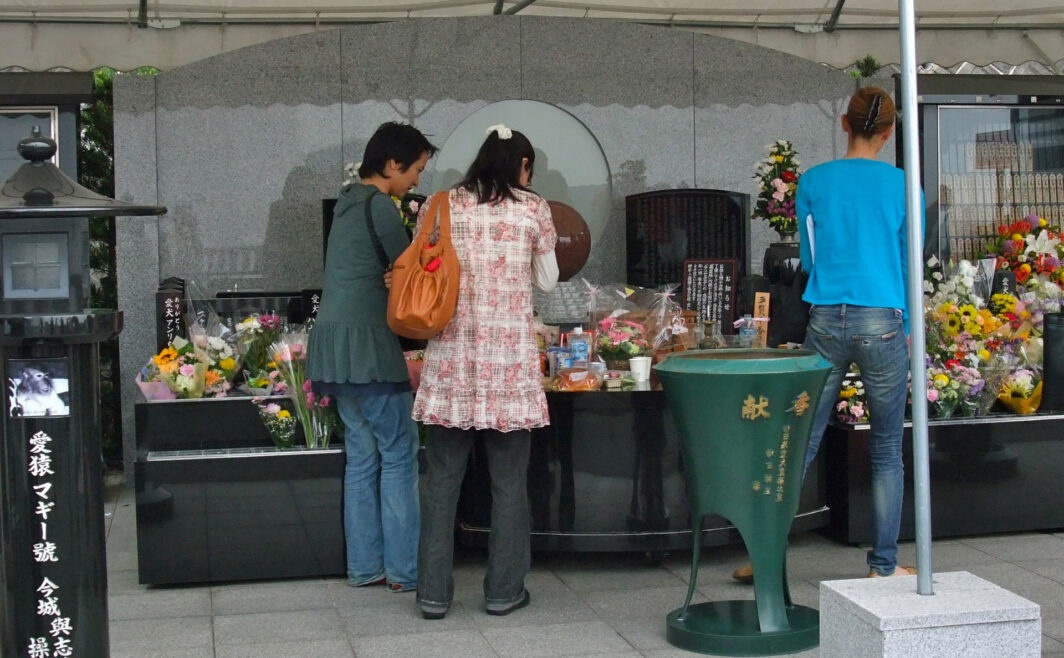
[[307, 122, 438, 592]]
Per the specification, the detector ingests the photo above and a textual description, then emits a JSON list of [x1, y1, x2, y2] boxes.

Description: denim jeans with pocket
[[336, 390, 420, 588], [802, 304, 909, 576], [417, 426, 531, 615]]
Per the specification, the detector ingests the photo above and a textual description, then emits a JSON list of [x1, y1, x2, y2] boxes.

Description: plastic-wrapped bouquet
[[269, 328, 319, 445], [834, 372, 869, 425], [927, 365, 962, 419], [998, 367, 1043, 414], [596, 316, 650, 361], [302, 380, 340, 448], [235, 313, 284, 381], [187, 319, 241, 397], [752, 139, 801, 235], [253, 399, 297, 449], [137, 336, 207, 399], [946, 360, 987, 417]]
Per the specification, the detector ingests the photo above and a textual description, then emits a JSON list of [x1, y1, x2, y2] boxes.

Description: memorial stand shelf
[[823, 412, 1064, 545]]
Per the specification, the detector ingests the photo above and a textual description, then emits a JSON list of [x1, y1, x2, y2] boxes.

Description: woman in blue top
[[797, 86, 917, 578], [307, 122, 438, 592]]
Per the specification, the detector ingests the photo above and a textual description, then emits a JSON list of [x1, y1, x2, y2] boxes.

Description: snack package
[[551, 367, 603, 392]]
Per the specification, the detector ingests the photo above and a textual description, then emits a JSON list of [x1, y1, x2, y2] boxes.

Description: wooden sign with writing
[[681, 259, 737, 328], [753, 292, 770, 348]]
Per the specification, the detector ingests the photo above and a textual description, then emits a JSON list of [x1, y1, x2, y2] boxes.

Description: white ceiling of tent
[[0, 1, 1061, 71]]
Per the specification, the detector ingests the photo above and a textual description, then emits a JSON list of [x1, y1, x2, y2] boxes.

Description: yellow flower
[[774, 155, 784, 163], [158, 361, 178, 375], [277, 410, 291, 419], [219, 357, 236, 371], [1039, 217, 1048, 227], [977, 349, 990, 361], [838, 388, 857, 399], [1012, 233, 1024, 241], [267, 361, 276, 369], [933, 373, 950, 388], [1020, 263, 1032, 273], [958, 304, 977, 320], [153, 346, 179, 365]]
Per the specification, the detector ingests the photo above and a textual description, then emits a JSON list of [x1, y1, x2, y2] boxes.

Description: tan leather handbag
[[387, 190, 461, 339]]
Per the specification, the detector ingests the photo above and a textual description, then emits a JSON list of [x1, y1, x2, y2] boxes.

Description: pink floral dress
[[412, 187, 557, 431]]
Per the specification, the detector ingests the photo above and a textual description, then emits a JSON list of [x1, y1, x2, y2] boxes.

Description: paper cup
[[629, 356, 652, 382]]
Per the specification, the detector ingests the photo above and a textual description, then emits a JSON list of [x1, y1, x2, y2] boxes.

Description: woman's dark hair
[[458, 128, 536, 204], [845, 86, 896, 139], [358, 122, 439, 179]]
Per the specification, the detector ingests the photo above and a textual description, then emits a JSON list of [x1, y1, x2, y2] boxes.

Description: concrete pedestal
[[820, 571, 1041, 658]]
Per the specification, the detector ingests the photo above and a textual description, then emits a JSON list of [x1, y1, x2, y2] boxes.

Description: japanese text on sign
[[682, 259, 736, 326], [26, 431, 73, 657]]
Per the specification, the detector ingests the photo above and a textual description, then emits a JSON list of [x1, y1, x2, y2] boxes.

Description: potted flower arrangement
[[596, 316, 650, 371], [752, 140, 801, 240]]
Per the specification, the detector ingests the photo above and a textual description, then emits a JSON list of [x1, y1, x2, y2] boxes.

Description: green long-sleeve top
[[307, 183, 411, 385]]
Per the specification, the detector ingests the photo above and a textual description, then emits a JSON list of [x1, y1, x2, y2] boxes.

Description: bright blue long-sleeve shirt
[[796, 158, 923, 329]]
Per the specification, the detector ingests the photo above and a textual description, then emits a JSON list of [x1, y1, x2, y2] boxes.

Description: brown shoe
[[868, 565, 917, 578], [731, 564, 754, 584]]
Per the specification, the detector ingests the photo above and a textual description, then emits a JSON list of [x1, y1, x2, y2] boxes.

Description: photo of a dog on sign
[[7, 359, 70, 418]]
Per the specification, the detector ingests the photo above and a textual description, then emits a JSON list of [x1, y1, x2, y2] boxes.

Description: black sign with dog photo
[[6, 358, 70, 418]]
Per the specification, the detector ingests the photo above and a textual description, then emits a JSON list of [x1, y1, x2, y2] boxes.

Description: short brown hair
[[846, 86, 896, 138]]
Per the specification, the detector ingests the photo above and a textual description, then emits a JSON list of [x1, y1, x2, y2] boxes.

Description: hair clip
[[486, 124, 513, 140], [863, 94, 883, 132]]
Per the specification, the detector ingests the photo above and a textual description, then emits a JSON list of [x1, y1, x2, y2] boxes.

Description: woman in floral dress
[[414, 125, 558, 620]]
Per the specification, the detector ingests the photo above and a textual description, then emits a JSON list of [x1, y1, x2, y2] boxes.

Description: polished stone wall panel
[[114, 74, 161, 478], [115, 17, 869, 479], [153, 103, 341, 293], [156, 30, 341, 110], [520, 17, 695, 108]]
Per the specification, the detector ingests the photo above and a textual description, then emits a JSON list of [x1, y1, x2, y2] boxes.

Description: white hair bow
[[486, 124, 513, 140]]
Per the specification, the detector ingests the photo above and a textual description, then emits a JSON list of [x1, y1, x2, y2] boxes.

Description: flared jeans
[[336, 390, 420, 588]]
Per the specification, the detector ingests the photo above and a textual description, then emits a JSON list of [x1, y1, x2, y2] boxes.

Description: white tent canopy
[[0, 1, 1062, 71]]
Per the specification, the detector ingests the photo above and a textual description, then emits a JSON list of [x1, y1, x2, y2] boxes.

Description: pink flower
[[305, 391, 316, 406], [303, 380, 313, 392], [927, 389, 939, 403], [319, 395, 331, 407], [771, 177, 788, 202], [409, 200, 420, 213], [179, 364, 195, 377], [265, 403, 281, 415]]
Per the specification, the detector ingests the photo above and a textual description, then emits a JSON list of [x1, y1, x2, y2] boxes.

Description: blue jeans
[[336, 390, 420, 588], [802, 304, 909, 576]]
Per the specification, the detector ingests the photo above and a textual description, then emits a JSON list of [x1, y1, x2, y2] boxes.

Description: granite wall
[[114, 16, 869, 479]]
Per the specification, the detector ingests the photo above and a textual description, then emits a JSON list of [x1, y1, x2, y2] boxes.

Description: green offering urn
[[654, 348, 831, 656]]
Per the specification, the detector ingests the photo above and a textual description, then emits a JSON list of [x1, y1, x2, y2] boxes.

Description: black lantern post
[[0, 127, 165, 657]]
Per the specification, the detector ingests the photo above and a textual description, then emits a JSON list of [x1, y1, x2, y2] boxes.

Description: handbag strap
[[418, 190, 451, 242], [362, 190, 391, 269]]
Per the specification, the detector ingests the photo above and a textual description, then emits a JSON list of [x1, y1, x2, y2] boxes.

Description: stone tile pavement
[[104, 482, 1064, 657]]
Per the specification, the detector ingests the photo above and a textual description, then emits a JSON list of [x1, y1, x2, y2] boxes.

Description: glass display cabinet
[[901, 75, 1064, 264]]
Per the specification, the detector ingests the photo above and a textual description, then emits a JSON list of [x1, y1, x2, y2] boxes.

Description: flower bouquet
[[596, 316, 650, 367], [269, 328, 319, 446], [187, 321, 241, 397], [752, 140, 801, 236], [303, 380, 340, 448], [998, 365, 1043, 415], [137, 336, 206, 399], [834, 372, 869, 425], [927, 366, 961, 419], [253, 399, 297, 449], [235, 313, 284, 387]]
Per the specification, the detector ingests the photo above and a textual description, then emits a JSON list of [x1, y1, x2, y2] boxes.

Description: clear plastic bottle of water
[[738, 314, 757, 348]]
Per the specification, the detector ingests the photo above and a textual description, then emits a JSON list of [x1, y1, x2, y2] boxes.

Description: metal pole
[[897, 0, 934, 596]]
